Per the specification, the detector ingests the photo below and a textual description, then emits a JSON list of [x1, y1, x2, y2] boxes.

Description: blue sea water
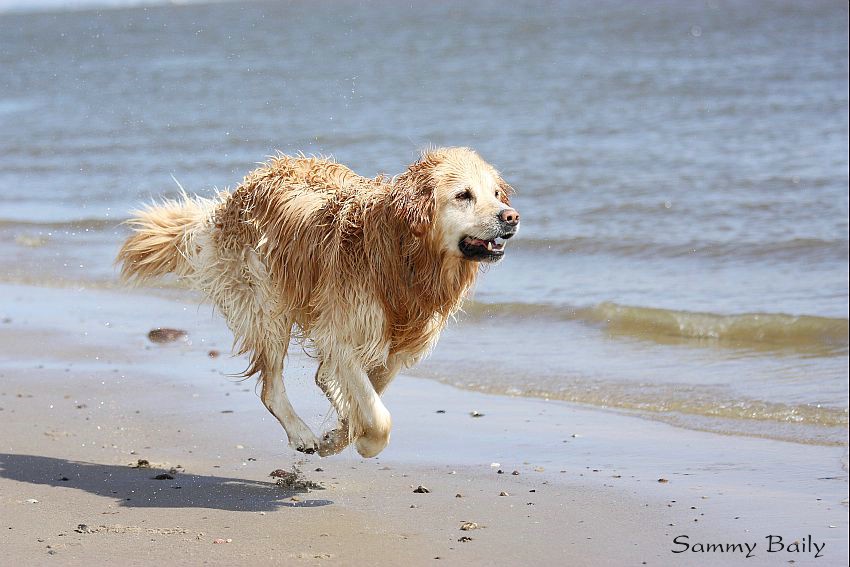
[[0, 0, 847, 444]]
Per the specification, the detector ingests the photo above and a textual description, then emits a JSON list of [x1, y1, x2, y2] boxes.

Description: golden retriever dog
[[117, 147, 520, 458]]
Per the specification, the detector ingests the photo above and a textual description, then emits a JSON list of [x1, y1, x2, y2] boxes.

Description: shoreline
[[1, 283, 848, 565], [0, 274, 845, 448]]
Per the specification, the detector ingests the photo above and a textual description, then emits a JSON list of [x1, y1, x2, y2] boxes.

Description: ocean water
[[0, 0, 847, 445]]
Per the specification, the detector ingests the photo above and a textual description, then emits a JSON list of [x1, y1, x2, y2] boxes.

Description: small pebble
[[147, 328, 187, 344], [413, 485, 430, 494]]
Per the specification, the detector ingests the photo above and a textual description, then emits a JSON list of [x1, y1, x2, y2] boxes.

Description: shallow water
[[0, 0, 847, 445]]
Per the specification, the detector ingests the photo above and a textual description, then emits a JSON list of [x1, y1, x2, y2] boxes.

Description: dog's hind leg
[[259, 353, 321, 455], [212, 245, 319, 454]]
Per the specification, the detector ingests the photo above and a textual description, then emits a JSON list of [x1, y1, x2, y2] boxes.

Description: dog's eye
[[456, 189, 473, 201], [494, 189, 500, 198]]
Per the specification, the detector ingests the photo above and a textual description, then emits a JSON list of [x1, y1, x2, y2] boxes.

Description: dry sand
[[1, 284, 847, 566]]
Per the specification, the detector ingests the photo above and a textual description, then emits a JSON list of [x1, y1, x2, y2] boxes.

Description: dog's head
[[392, 147, 519, 263]]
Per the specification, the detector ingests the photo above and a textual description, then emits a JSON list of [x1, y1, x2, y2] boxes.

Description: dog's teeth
[[486, 241, 493, 250]]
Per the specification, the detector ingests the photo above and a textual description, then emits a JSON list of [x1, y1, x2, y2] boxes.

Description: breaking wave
[[463, 301, 849, 352]]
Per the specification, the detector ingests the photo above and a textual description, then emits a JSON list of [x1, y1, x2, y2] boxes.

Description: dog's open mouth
[[459, 236, 507, 262]]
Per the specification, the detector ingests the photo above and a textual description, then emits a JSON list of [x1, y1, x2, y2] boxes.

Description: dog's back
[[118, 155, 380, 286]]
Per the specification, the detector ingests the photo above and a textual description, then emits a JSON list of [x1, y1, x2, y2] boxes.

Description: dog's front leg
[[315, 355, 392, 458]]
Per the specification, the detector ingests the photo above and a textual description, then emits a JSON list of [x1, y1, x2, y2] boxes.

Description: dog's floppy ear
[[392, 153, 440, 238]]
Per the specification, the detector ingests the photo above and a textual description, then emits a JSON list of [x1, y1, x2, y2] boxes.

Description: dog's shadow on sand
[[0, 453, 332, 512]]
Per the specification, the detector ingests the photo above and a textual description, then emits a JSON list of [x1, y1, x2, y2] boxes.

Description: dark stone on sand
[[132, 459, 151, 468], [147, 328, 188, 344], [413, 485, 430, 493], [152, 473, 174, 480]]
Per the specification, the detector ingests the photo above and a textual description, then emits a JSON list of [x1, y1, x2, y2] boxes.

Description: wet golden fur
[[117, 147, 516, 457]]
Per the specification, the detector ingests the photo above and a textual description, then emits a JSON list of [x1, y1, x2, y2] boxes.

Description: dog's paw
[[354, 433, 389, 458], [287, 426, 321, 455], [294, 442, 318, 455], [317, 427, 350, 457]]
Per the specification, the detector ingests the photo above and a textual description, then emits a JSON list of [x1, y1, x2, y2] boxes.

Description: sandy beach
[[0, 283, 846, 566], [0, 0, 848, 565]]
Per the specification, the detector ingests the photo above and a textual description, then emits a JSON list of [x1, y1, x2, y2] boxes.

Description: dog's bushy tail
[[116, 194, 212, 284]]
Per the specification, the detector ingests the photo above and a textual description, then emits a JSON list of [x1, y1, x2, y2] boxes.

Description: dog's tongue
[[466, 237, 488, 247]]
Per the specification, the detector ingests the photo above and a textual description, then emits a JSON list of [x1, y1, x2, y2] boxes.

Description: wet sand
[[0, 283, 847, 566]]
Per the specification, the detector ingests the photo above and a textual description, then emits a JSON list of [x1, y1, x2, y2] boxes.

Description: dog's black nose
[[498, 208, 520, 226]]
